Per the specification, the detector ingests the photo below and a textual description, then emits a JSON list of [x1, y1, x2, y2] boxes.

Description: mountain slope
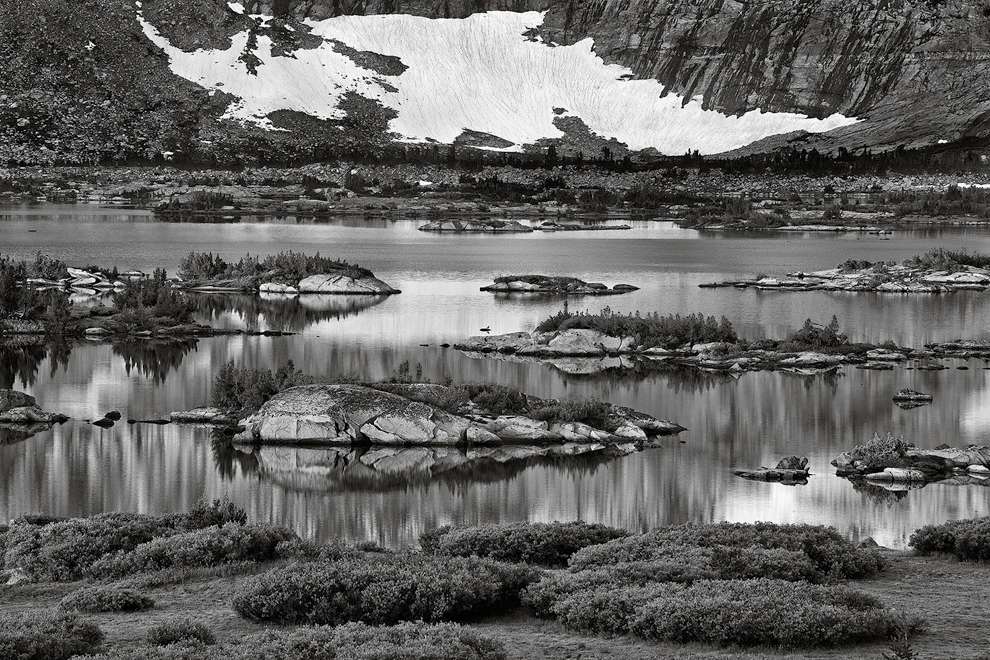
[[1, 0, 988, 164]]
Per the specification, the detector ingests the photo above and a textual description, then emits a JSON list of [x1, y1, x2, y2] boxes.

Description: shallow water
[[2, 204, 990, 548]]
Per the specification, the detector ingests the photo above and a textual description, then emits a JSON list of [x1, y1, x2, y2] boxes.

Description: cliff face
[[248, 0, 990, 150]]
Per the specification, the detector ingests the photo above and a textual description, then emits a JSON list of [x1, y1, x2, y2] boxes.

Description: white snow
[[227, 2, 245, 14], [137, 10, 859, 154]]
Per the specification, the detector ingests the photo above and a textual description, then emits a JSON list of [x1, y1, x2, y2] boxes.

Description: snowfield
[[138, 8, 858, 154]]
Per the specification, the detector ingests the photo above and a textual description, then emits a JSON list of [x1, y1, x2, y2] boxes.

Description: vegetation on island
[[178, 251, 372, 283], [535, 308, 737, 349]]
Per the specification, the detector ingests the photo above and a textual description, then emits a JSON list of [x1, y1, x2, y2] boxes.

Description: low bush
[[420, 522, 629, 567], [548, 579, 903, 647], [0, 610, 103, 660], [904, 247, 990, 271], [210, 361, 312, 415], [909, 517, 990, 561], [523, 546, 820, 616], [846, 432, 911, 469], [147, 619, 216, 647], [569, 522, 885, 579], [2, 500, 250, 581], [59, 586, 155, 612], [232, 554, 539, 625], [88, 523, 296, 578], [76, 623, 506, 659], [534, 307, 736, 349]]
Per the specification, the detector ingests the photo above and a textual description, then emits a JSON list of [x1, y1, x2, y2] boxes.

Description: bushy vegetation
[[785, 315, 847, 349], [77, 623, 506, 660], [569, 522, 885, 579], [88, 523, 296, 578], [535, 307, 737, 349], [903, 247, 990, 271], [147, 619, 216, 647], [0, 253, 71, 322], [375, 381, 616, 429], [178, 251, 371, 282], [59, 586, 155, 613], [2, 499, 249, 581], [209, 361, 313, 415], [888, 185, 990, 219], [0, 610, 103, 660], [421, 522, 629, 567], [547, 579, 906, 647], [845, 432, 911, 469], [232, 554, 539, 625], [112, 275, 195, 330], [909, 517, 990, 561]]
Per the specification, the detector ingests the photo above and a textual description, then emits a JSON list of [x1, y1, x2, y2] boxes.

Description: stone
[[465, 425, 500, 444], [0, 390, 35, 413], [92, 418, 115, 428], [103, 410, 122, 421], [778, 352, 845, 367], [892, 389, 933, 403], [775, 456, 809, 471], [296, 273, 399, 295], [259, 282, 299, 294], [613, 422, 647, 441], [865, 467, 927, 482], [483, 415, 551, 441]]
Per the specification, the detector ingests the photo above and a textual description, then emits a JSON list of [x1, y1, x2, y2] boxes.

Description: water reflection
[[3, 211, 990, 548]]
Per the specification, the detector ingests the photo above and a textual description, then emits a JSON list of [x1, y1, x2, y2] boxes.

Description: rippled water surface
[[3, 204, 990, 548]]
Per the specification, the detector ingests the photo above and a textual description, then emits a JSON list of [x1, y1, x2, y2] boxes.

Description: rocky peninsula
[[701, 249, 990, 293], [481, 275, 638, 296]]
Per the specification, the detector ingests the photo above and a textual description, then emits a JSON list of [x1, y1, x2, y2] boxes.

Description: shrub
[[178, 251, 371, 282], [534, 308, 736, 349], [210, 361, 312, 415], [147, 619, 216, 647], [523, 546, 820, 616], [786, 316, 847, 349], [569, 522, 885, 579], [88, 523, 296, 578], [420, 522, 629, 567], [909, 517, 990, 561], [59, 586, 155, 612], [113, 279, 194, 325], [77, 623, 506, 659], [2, 500, 249, 581], [232, 554, 539, 625], [846, 432, 911, 469], [620, 579, 901, 647], [0, 610, 103, 660], [904, 247, 990, 271]]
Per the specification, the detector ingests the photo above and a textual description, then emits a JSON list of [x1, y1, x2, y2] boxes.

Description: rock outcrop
[[734, 456, 810, 484], [481, 275, 638, 296], [833, 442, 990, 486], [185, 271, 399, 295], [224, 383, 683, 446], [0, 389, 68, 430], [703, 263, 990, 293], [418, 219, 533, 233]]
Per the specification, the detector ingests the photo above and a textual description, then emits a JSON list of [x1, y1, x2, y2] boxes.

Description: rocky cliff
[[2, 0, 988, 163]]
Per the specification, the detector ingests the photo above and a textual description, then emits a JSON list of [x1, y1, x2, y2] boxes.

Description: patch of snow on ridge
[[138, 10, 859, 154]]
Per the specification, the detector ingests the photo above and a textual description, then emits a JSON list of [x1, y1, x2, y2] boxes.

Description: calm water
[[3, 204, 990, 548]]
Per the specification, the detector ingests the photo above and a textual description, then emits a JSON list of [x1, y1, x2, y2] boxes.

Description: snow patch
[[227, 2, 245, 13], [137, 10, 859, 154]]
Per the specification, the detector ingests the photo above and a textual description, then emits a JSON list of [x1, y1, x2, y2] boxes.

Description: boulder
[[259, 282, 299, 294], [544, 329, 635, 355], [865, 467, 927, 482], [775, 456, 809, 471], [296, 273, 399, 295], [778, 352, 845, 367], [482, 415, 551, 441], [0, 390, 35, 413], [234, 384, 474, 445]]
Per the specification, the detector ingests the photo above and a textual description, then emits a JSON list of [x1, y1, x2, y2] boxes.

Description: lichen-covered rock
[[0, 390, 36, 413], [296, 273, 399, 295], [0, 390, 67, 425]]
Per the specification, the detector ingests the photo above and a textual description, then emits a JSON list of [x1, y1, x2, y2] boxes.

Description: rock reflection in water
[[244, 442, 639, 494], [190, 292, 389, 332]]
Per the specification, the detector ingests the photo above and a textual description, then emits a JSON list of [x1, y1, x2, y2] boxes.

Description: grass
[[534, 307, 737, 349], [178, 251, 372, 283]]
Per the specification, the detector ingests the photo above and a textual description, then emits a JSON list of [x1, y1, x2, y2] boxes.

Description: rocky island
[[481, 275, 638, 296], [701, 249, 990, 293], [0, 389, 68, 441], [171, 365, 684, 447], [456, 309, 990, 376], [833, 433, 990, 488]]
